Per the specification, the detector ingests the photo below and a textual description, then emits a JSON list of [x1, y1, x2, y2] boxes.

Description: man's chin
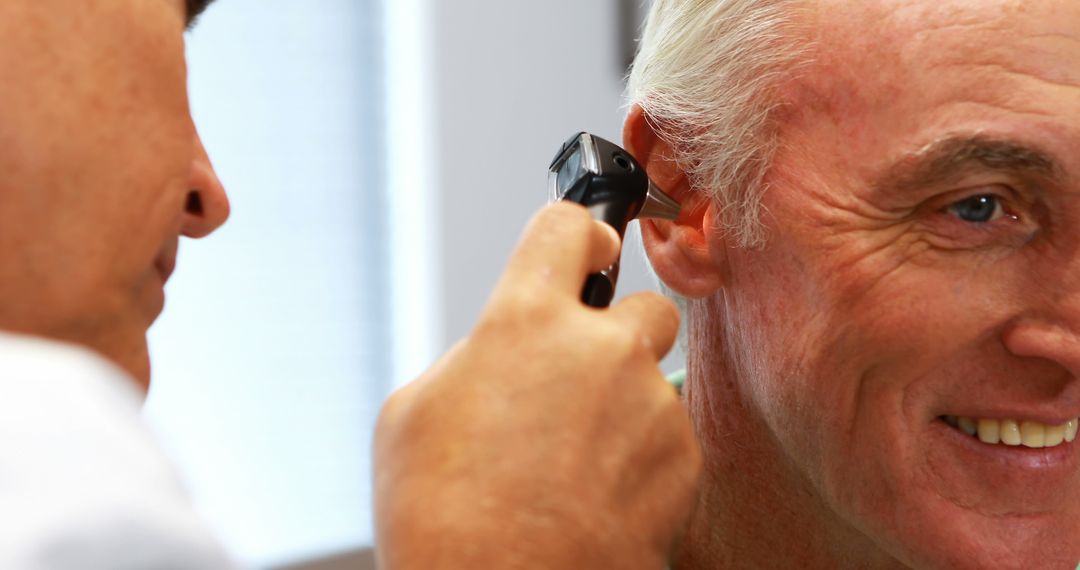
[[868, 421, 1080, 570], [879, 498, 1080, 570]]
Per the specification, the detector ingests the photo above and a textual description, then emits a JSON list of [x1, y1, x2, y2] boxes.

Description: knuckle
[[531, 202, 592, 238], [594, 320, 640, 358], [477, 287, 555, 335], [486, 282, 544, 317], [615, 328, 657, 364]]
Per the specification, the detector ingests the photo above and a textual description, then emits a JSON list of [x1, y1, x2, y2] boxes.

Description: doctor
[[0, 0, 700, 569]]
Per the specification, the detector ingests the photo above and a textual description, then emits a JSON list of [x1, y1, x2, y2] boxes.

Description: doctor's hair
[[627, 0, 809, 248], [186, 0, 216, 25]]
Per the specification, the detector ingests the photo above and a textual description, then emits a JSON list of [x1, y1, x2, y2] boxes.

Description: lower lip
[[932, 418, 1078, 471], [921, 417, 1080, 517]]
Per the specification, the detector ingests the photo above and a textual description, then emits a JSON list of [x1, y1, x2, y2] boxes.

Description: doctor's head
[[628, 0, 1080, 568], [0, 0, 229, 389]]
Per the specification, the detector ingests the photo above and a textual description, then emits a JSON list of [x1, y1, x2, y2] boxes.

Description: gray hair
[[626, 0, 807, 248]]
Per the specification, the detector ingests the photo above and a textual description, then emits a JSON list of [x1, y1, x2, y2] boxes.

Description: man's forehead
[[794, 0, 1080, 127], [814, 0, 1080, 62], [774, 0, 1080, 205]]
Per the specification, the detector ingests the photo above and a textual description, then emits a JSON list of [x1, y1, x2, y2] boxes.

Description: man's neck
[[672, 348, 907, 569]]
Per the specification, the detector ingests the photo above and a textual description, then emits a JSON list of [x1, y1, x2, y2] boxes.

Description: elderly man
[[622, 0, 1080, 568], [0, 0, 700, 568]]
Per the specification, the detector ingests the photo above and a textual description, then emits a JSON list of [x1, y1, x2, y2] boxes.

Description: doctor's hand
[[373, 202, 701, 570]]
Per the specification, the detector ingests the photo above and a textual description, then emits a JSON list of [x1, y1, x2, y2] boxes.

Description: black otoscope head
[[548, 132, 681, 307]]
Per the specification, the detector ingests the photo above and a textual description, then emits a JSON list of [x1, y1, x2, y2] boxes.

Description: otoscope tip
[[639, 181, 681, 221]]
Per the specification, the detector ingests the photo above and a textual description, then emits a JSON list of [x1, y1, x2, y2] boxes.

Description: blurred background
[[144, 0, 671, 568]]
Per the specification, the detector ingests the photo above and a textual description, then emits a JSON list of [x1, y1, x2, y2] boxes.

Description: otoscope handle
[[580, 199, 637, 308], [582, 273, 616, 308]]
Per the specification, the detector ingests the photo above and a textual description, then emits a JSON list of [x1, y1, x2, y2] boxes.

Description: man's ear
[[624, 105, 726, 298]]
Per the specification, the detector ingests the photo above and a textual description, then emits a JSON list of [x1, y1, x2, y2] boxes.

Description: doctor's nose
[[181, 130, 231, 239]]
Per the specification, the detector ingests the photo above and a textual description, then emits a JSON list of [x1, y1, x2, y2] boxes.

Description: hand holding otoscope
[[374, 132, 699, 570]]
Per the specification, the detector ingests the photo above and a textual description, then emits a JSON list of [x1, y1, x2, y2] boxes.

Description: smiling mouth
[[941, 415, 1078, 449]]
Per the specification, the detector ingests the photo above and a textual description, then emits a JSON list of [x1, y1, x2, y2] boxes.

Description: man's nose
[[1002, 265, 1080, 377], [181, 130, 231, 239], [1003, 321, 1080, 377]]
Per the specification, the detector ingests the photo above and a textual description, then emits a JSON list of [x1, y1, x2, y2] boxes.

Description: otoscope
[[548, 132, 681, 308]]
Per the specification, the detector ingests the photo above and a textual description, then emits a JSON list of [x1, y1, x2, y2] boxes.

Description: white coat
[[0, 333, 239, 569]]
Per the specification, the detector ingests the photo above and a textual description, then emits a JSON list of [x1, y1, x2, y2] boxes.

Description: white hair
[[626, 0, 809, 362], [627, 0, 807, 248]]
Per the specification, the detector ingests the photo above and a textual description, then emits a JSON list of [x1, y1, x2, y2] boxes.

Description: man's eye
[[946, 194, 1004, 223]]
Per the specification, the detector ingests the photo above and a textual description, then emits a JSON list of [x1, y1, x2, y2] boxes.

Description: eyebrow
[[874, 135, 1063, 195], [185, 0, 216, 29]]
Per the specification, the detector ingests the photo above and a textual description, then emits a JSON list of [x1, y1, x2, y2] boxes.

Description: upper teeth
[[943, 416, 1079, 448]]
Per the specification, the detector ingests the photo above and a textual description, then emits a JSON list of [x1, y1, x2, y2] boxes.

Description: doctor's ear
[[623, 106, 726, 298]]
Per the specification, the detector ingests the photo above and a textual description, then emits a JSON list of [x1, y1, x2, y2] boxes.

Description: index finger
[[492, 202, 621, 301]]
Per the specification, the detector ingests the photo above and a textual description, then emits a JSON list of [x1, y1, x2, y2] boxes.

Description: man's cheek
[[830, 255, 1018, 382], [770, 259, 1006, 480], [733, 310, 841, 474]]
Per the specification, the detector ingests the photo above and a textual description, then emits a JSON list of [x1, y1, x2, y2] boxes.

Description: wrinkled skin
[[635, 1, 1080, 568], [0, 0, 229, 389]]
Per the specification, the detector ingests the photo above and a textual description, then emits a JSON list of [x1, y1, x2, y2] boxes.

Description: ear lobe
[[639, 214, 726, 299], [624, 105, 726, 298]]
